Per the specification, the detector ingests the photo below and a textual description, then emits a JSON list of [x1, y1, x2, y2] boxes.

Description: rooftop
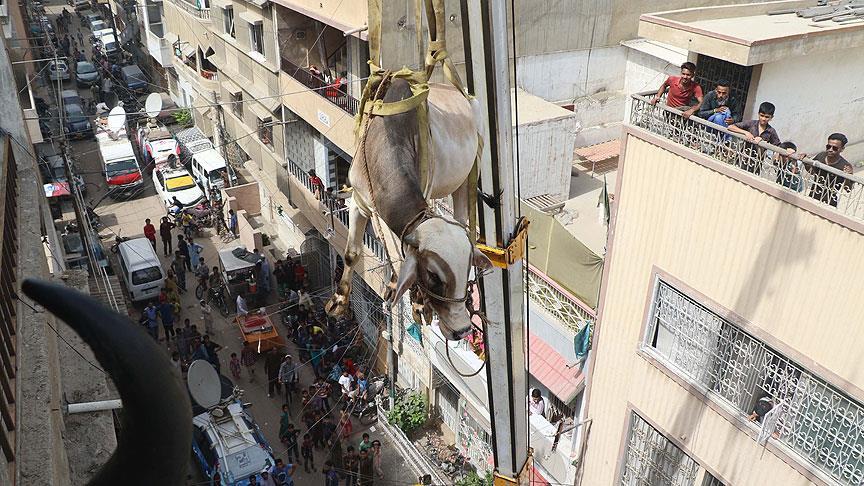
[[639, 0, 864, 65]]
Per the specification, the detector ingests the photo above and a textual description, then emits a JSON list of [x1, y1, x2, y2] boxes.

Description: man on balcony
[[806, 133, 853, 207], [697, 80, 737, 127], [650, 62, 703, 119], [727, 102, 780, 174]]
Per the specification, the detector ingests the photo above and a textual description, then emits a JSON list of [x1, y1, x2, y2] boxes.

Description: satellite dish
[[186, 360, 221, 409], [107, 106, 126, 133], [145, 92, 163, 119]]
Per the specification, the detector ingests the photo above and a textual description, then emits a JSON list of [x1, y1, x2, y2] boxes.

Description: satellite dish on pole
[[145, 92, 163, 119], [106, 106, 126, 140], [186, 360, 222, 410]]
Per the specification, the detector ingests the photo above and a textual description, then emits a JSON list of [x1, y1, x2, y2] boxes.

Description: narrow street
[[34, 0, 419, 484]]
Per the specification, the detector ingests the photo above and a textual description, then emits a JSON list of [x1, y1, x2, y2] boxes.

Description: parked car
[[84, 13, 102, 29], [153, 166, 204, 209], [69, 0, 90, 11], [47, 60, 70, 81], [120, 64, 148, 92], [75, 61, 101, 87], [39, 152, 86, 196], [61, 89, 81, 109], [63, 104, 93, 139], [89, 19, 107, 32]]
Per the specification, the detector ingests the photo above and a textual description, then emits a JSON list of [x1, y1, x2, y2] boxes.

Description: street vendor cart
[[235, 310, 285, 353], [217, 246, 261, 309]]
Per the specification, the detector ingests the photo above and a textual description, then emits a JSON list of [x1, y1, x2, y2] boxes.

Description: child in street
[[301, 433, 316, 472], [241, 342, 257, 382], [229, 352, 241, 379]]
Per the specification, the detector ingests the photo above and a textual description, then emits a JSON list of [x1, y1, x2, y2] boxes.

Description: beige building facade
[[579, 100, 864, 484]]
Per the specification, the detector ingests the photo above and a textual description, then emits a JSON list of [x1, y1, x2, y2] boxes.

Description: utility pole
[[463, 0, 530, 484]]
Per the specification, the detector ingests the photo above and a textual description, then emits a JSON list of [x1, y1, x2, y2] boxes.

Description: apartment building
[[578, 4, 864, 485]]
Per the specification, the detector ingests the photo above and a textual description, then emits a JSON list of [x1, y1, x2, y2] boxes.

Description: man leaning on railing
[[802, 133, 853, 208], [649, 61, 703, 119]]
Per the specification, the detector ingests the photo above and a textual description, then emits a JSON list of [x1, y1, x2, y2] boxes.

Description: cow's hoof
[[325, 294, 348, 316]]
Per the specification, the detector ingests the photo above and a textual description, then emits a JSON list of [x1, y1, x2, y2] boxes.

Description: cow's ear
[[472, 247, 494, 272], [391, 250, 418, 303]]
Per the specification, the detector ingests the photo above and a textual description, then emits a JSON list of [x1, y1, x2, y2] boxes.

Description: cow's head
[[390, 217, 493, 340]]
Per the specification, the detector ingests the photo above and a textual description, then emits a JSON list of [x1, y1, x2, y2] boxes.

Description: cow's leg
[[325, 200, 369, 316], [451, 176, 470, 226]]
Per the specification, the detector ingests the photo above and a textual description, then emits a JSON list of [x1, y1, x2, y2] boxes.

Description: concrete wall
[[224, 181, 262, 214], [581, 130, 864, 485], [746, 45, 864, 163], [515, 116, 578, 200], [282, 112, 317, 170], [0, 31, 74, 485]]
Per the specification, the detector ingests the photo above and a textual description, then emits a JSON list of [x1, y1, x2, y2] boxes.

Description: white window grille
[[349, 273, 384, 347], [620, 412, 699, 486], [647, 280, 864, 485]]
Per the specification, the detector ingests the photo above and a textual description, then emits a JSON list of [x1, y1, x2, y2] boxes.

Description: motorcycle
[[205, 284, 230, 317], [109, 232, 130, 253]]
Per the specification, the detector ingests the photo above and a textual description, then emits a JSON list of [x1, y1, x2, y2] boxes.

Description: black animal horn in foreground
[[22, 279, 192, 486]]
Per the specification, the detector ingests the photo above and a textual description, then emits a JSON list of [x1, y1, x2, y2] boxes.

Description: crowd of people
[[651, 62, 854, 208], [136, 202, 391, 484]]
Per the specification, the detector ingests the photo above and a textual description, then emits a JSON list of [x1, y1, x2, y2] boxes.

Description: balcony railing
[[286, 158, 387, 261], [630, 92, 864, 222], [526, 264, 594, 333], [281, 57, 359, 116], [168, 0, 210, 20]]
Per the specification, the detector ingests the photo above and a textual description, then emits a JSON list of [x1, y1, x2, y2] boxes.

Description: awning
[[222, 78, 242, 96], [528, 330, 584, 404], [276, 0, 367, 40], [238, 10, 262, 25], [179, 42, 196, 58], [249, 101, 273, 122]]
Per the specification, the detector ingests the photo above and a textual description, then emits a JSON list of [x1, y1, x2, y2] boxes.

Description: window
[[621, 412, 699, 486], [646, 280, 864, 486], [230, 91, 243, 119], [249, 22, 264, 56], [257, 117, 272, 147], [223, 6, 234, 38]]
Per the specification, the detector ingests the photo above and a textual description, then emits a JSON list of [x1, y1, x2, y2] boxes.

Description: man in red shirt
[[143, 218, 157, 249], [651, 62, 704, 119]]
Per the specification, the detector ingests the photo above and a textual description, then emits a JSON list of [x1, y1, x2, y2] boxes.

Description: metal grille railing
[[648, 281, 864, 485], [0, 135, 18, 468], [280, 57, 359, 116], [630, 93, 864, 221], [168, 0, 210, 19], [621, 412, 699, 486], [525, 265, 594, 333], [285, 158, 386, 261]]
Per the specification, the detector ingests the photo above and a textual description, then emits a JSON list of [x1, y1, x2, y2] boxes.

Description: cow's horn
[[21, 279, 192, 486]]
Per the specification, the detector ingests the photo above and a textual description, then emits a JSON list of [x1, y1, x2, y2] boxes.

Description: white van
[[117, 238, 164, 302], [190, 148, 235, 201]]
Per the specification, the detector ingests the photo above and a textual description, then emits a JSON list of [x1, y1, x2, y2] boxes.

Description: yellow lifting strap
[[361, 0, 481, 239]]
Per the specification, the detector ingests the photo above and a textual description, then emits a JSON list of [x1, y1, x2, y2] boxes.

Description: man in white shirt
[[338, 370, 354, 399], [236, 293, 248, 317], [527, 389, 546, 418]]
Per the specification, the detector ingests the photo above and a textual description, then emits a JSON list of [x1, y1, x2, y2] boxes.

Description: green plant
[[173, 109, 192, 126], [455, 470, 493, 486], [386, 392, 427, 434]]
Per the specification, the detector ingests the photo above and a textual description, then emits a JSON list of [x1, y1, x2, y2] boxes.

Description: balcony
[[167, 0, 210, 20], [630, 92, 864, 223], [281, 57, 359, 116], [285, 157, 387, 261]]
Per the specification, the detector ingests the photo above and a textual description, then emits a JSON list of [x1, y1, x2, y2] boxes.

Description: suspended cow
[[325, 79, 492, 340]]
